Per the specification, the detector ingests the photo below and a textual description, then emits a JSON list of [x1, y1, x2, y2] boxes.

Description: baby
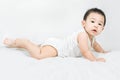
[[3, 8, 108, 62]]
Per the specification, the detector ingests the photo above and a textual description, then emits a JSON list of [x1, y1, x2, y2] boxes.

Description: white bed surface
[[0, 46, 120, 80]]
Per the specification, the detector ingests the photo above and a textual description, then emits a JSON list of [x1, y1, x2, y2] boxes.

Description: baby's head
[[83, 8, 106, 26], [82, 8, 106, 36]]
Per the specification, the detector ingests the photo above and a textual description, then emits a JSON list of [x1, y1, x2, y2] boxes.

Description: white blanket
[[0, 46, 120, 80]]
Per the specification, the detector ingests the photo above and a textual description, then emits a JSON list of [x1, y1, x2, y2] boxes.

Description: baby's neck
[[84, 28, 94, 40]]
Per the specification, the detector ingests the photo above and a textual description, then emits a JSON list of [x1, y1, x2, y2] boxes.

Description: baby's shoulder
[[77, 31, 89, 39], [76, 28, 86, 34]]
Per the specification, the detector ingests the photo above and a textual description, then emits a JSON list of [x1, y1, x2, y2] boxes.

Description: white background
[[0, 0, 120, 50]]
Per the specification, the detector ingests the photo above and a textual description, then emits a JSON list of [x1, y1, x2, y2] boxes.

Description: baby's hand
[[96, 58, 106, 62]]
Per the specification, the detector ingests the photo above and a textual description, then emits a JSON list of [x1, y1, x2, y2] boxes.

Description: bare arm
[[77, 33, 96, 61], [93, 40, 105, 53], [77, 33, 105, 62]]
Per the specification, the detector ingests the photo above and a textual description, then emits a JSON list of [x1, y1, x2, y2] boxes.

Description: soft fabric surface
[[0, 46, 120, 80]]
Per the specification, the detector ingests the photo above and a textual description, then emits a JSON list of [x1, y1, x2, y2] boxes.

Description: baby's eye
[[98, 23, 102, 26], [91, 21, 94, 23], [98, 23, 103, 26]]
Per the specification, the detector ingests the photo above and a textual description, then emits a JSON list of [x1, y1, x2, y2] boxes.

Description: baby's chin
[[93, 33, 100, 36], [91, 31, 101, 36], [86, 31, 100, 37], [89, 32, 99, 37]]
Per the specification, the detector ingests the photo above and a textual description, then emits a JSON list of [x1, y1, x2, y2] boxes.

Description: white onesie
[[41, 28, 95, 58]]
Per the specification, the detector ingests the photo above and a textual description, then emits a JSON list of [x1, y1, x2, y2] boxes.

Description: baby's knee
[[31, 54, 43, 60]]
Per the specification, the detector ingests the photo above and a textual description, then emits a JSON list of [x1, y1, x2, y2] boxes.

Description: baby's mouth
[[92, 29, 97, 33]]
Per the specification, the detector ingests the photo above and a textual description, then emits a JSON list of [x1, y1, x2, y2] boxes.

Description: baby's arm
[[77, 33, 105, 62], [93, 40, 106, 53]]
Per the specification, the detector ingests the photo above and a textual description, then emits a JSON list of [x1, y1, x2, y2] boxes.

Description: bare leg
[[4, 38, 58, 59], [4, 38, 28, 48]]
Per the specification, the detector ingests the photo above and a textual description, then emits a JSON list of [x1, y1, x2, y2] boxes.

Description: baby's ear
[[81, 20, 86, 27]]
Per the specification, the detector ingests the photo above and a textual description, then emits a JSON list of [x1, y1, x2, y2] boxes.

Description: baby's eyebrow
[[90, 18, 95, 20]]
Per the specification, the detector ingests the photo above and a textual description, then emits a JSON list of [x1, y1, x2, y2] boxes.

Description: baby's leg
[[38, 45, 58, 59], [4, 38, 27, 48], [3, 38, 57, 59], [4, 38, 41, 58], [24, 44, 58, 59]]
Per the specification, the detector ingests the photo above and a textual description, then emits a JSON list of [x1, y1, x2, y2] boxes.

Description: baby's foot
[[3, 38, 16, 47]]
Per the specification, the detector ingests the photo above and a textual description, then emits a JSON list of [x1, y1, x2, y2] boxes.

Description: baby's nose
[[94, 24, 98, 28], [94, 23, 99, 28]]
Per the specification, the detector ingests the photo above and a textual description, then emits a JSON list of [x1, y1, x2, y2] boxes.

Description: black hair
[[83, 8, 106, 26]]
